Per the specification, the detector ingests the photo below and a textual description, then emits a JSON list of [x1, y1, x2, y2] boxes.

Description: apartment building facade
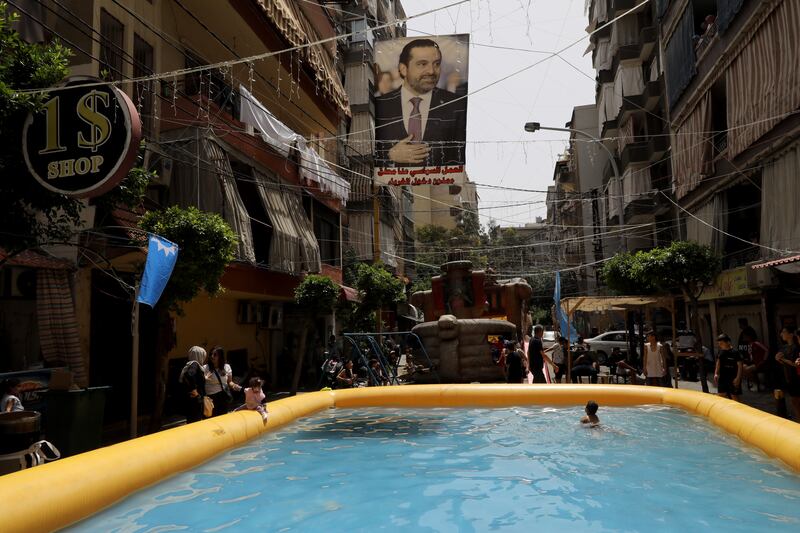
[[4, 0, 357, 420], [659, 0, 800, 348]]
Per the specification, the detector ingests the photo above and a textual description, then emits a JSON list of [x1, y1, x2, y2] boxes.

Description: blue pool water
[[70, 406, 800, 532]]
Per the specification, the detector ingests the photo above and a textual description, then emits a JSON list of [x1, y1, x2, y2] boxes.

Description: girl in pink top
[[237, 377, 268, 422]]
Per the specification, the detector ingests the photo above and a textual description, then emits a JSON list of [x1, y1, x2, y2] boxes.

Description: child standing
[[237, 377, 268, 422]]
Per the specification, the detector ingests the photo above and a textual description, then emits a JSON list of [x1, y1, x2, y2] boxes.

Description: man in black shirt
[[714, 333, 743, 401], [528, 325, 559, 384]]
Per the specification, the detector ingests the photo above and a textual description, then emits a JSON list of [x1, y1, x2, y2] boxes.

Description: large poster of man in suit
[[374, 35, 468, 186]]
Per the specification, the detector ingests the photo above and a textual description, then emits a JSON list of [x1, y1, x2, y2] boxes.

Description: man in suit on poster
[[375, 38, 467, 167]]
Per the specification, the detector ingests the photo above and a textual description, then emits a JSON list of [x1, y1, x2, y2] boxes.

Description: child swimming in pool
[[235, 377, 268, 422], [580, 400, 600, 426]]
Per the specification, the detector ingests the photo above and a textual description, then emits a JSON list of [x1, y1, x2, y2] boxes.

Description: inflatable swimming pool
[[2, 385, 799, 531]]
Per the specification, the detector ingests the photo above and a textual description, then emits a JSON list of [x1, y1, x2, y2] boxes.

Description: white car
[[542, 330, 558, 351], [584, 331, 639, 359]]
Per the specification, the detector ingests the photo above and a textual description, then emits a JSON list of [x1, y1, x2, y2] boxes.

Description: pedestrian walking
[[528, 325, 558, 384], [714, 334, 744, 402]]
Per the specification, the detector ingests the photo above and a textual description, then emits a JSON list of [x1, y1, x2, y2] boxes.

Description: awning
[[561, 296, 672, 314], [0, 249, 74, 270], [254, 169, 321, 274], [751, 254, 800, 273], [340, 285, 360, 303], [255, 0, 350, 116]]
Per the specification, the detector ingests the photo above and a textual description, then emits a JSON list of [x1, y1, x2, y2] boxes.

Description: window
[[723, 180, 761, 268], [710, 77, 727, 159], [230, 161, 272, 265], [100, 9, 124, 81], [133, 35, 154, 137], [314, 202, 340, 267]]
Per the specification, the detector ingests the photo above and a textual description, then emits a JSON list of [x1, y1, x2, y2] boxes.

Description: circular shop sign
[[22, 77, 142, 198]]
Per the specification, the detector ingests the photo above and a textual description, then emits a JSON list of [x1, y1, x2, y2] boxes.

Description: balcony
[[620, 141, 649, 169], [619, 94, 646, 123], [639, 26, 657, 60], [612, 0, 637, 16], [647, 135, 669, 161], [644, 77, 663, 111], [624, 197, 657, 224], [598, 68, 614, 84], [601, 118, 619, 139]]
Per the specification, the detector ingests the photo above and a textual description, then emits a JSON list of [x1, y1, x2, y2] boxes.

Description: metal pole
[[566, 299, 572, 383], [525, 124, 625, 251], [373, 184, 381, 262], [130, 285, 140, 439], [671, 297, 679, 388]]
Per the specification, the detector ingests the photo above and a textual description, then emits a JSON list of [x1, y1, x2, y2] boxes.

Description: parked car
[[584, 330, 640, 360], [542, 330, 558, 351]]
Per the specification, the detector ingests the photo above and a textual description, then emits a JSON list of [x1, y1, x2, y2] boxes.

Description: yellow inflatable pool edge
[[1, 385, 798, 533]]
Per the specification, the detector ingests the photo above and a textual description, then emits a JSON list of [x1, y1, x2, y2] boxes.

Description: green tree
[[354, 262, 406, 330], [413, 221, 487, 293], [139, 206, 238, 430], [292, 274, 339, 393], [602, 241, 722, 391]]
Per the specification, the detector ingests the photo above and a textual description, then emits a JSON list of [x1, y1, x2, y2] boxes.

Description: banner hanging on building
[[137, 235, 179, 308], [373, 34, 469, 186]]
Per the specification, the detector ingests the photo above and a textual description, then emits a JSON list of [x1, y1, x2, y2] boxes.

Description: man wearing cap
[[714, 333, 744, 402]]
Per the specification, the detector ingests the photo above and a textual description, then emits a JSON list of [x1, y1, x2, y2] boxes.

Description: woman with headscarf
[[179, 346, 207, 423]]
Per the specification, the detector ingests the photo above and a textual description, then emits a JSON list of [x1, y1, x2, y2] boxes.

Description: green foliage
[[413, 222, 488, 292], [342, 246, 361, 288], [0, 3, 74, 252], [354, 262, 406, 313], [602, 251, 655, 295], [94, 144, 154, 213], [294, 274, 339, 316], [530, 305, 552, 326], [138, 206, 237, 311], [602, 241, 722, 300], [335, 301, 375, 333]]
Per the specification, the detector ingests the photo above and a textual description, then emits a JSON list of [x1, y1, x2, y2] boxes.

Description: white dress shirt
[[400, 85, 432, 141]]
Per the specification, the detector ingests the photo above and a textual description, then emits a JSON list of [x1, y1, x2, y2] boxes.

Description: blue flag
[[553, 271, 578, 342], [137, 235, 179, 307]]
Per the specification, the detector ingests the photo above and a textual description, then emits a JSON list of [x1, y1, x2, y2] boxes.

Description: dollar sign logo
[[77, 90, 111, 152]]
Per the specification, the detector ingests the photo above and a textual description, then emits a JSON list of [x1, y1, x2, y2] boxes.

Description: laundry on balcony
[[238, 85, 351, 204], [239, 86, 300, 158]]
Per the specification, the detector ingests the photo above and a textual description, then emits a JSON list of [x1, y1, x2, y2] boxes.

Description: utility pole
[[524, 122, 625, 251]]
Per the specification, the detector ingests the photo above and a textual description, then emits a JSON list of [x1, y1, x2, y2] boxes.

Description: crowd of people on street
[[490, 322, 800, 416], [171, 322, 800, 425]]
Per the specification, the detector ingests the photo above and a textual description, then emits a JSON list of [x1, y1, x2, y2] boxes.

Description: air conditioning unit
[[746, 261, 779, 289], [9, 267, 36, 298]]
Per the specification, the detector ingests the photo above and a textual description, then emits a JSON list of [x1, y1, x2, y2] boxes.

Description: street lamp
[[524, 122, 625, 250]]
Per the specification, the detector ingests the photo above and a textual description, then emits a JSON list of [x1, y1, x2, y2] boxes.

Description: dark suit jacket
[[375, 86, 467, 167]]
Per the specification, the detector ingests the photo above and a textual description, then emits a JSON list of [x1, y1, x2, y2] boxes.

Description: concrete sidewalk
[[675, 377, 798, 420]]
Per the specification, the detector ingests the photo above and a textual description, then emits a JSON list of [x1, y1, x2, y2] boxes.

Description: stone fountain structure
[[410, 261, 532, 382]]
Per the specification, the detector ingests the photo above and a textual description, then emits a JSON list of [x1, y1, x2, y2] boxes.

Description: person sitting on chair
[[571, 352, 599, 383]]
